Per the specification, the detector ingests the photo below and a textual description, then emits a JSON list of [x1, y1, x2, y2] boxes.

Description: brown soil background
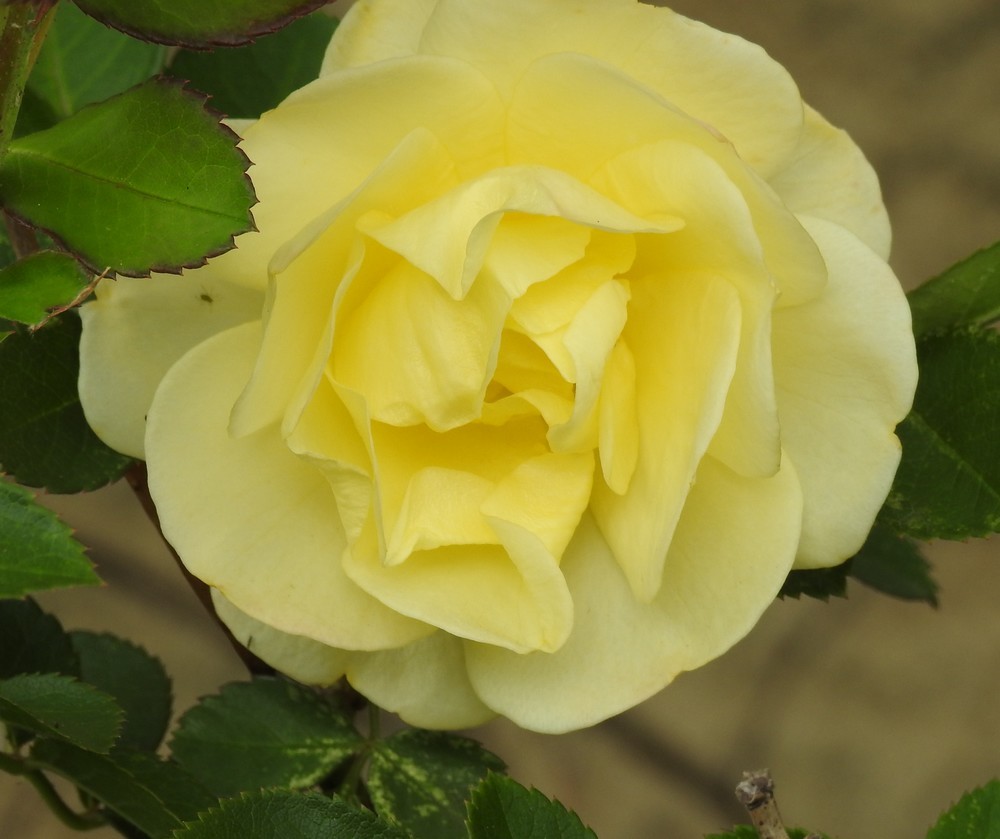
[[4, 1, 1000, 836]]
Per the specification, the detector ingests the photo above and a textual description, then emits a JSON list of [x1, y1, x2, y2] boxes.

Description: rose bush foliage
[[79, 0, 916, 732]]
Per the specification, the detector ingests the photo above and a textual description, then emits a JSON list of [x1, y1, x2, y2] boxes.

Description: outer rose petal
[[212, 590, 351, 684], [146, 322, 432, 651], [773, 217, 917, 568], [346, 633, 495, 729], [78, 269, 263, 458], [768, 106, 892, 260], [467, 454, 803, 733], [329, 0, 804, 177]]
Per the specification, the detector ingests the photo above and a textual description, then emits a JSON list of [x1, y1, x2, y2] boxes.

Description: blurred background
[[4, 0, 1000, 836]]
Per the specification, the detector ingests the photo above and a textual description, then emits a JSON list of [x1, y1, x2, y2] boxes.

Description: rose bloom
[[80, 0, 916, 732]]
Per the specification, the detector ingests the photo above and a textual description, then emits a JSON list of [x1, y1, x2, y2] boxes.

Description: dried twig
[[735, 770, 820, 839]]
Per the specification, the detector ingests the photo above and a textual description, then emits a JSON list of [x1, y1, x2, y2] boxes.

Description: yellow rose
[[79, 0, 916, 732]]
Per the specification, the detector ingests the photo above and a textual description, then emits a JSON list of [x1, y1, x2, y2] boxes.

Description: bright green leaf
[[25, 2, 167, 125], [0, 251, 90, 327], [30, 740, 217, 838], [926, 780, 1000, 839], [0, 673, 122, 752], [0, 598, 78, 679], [0, 482, 99, 597], [0, 314, 132, 491], [908, 240, 1000, 338], [172, 789, 409, 839], [0, 79, 255, 276], [168, 12, 336, 119], [849, 522, 938, 605], [881, 329, 1000, 540], [73, 0, 329, 47], [72, 631, 172, 753], [369, 730, 505, 839], [170, 677, 362, 797], [465, 774, 597, 839]]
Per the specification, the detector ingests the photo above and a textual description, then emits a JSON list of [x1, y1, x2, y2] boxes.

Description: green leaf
[[0, 251, 90, 327], [908, 240, 1000, 338], [0, 598, 78, 679], [369, 730, 505, 839], [72, 631, 172, 753], [465, 774, 597, 839], [0, 673, 122, 752], [169, 12, 336, 120], [0, 481, 99, 597], [24, 1, 166, 126], [0, 313, 133, 491], [73, 0, 329, 47], [926, 780, 1000, 839], [170, 677, 362, 797], [849, 522, 938, 605], [30, 740, 217, 838], [880, 329, 1000, 540], [777, 563, 849, 602], [0, 78, 255, 276], [172, 789, 409, 839]]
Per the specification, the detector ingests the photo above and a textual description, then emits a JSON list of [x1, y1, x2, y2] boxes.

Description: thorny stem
[[0, 1, 54, 164], [0, 751, 105, 831]]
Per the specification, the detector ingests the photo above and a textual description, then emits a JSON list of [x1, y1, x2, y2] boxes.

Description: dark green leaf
[[31, 740, 217, 838], [926, 780, 1000, 839], [0, 313, 133, 491], [169, 12, 336, 119], [0, 223, 15, 269], [73, 0, 329, 47], [465, 774, 597, 839], [0, 79, 255, 276], [0, 251, 91, 327], [880, 329, 1000, 540], [172, 789, 409, 839], [170, 677, 362, 797], [849, 522, 937, 605], [0, 481, 99, 596], [705, 829, 828, 839], [72, 631, 172, 753], [908, 240, 1000, 338], [0, 598, 78, 679], [777, 563, 849, 602], [24, 1, 166, 125], [0, 673, 122, 752], [369, 730, 505, 839]]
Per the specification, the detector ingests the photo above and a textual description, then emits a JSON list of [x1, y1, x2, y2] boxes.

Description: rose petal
[[331, 259, 509, 431], [321, 0, 437, 73], [773, 217, 917, 568], [591, 273, 741, 602], [769, 106, 892, 260], [230, 126, 460, 437], [409, 0, 803, 177], [467, 454, 802, 733], [79, 271, 263, 458], [212, 590, 351, 684], [347, 632, 495, 729], [363, 164, 670, 301], [146, 322, 431, 651]]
